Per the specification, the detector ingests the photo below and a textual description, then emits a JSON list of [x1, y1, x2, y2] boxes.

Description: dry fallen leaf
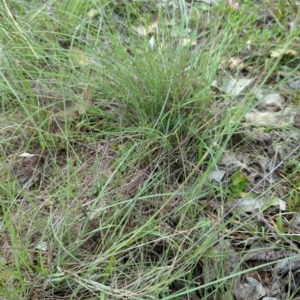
[[208, 170, 226, 182], [70, 46, 90, 66], [179, 38, 197, 47], [288, 78, 300, 89], [233, 277, 266, 300], [245, 243, 290, 261], [133, 20, 158, 36], [243, 127, 272, 143], [270, 48, 298, 58], [220, 77, 254, 96], [256, 89, 283, 112], [54, 84, 92, 122], [275, 256, 300, 275], [233, 197, 286, 213], [244, 111, 292, 127], [228, 57, 244, 70]]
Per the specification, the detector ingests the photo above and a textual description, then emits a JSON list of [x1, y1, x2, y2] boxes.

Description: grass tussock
[[1, 0, 300, 299]]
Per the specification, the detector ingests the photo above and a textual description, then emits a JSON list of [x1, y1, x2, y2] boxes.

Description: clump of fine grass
[[1, 0, 300, 299]]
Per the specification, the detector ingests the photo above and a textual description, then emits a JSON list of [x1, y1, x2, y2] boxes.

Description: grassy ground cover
[[1, 0, 300, 299]]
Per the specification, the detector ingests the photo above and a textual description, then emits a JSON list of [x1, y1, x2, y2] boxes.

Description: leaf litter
[[203, 6, 300, 296], [3, 0, 300, 299]]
